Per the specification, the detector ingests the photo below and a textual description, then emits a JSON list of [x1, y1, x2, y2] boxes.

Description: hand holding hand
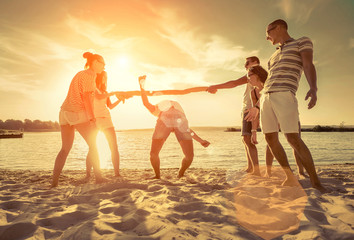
[[207, 86, 218, 94], [115, 93, 132, 103], [244, 107, 259, 122], [305, 88, 317, 109]]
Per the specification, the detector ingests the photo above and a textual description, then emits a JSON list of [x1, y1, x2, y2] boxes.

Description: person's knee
[[150, 151, 159, 160], [185, 152, 194, 161], [285, 134, 301, 148], [60, 146, 71, 156], [265, 133, 277, 145]]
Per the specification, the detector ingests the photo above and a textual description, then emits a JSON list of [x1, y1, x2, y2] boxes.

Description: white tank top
[[94, 89, 111, 118]]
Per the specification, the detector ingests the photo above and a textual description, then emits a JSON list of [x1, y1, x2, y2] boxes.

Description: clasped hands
[[115, 92, 132, 103]]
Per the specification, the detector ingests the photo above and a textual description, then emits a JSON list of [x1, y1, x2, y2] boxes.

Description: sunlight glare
[[96, 131, 113, 169], [115, 55, 130, 68]]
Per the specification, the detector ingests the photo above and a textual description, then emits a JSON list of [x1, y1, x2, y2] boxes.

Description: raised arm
[[138, 75, 156, 114], [301, 50, 317, 109], [207, 75, 248, 94]]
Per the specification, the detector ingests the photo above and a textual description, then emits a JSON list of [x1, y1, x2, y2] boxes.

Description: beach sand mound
[[0, 164, 353, 240]]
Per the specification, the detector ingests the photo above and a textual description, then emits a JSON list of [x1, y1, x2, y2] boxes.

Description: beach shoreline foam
[[0, 164, 353, 239]]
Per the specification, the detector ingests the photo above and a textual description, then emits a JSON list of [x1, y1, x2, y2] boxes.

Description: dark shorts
[[152, 119, 192, 141], [241, 112, 252, 136]]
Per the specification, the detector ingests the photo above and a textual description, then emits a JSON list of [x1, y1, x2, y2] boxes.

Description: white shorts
[[260, 91, 299, 134], [95, 117, 114, 130], [59, 110, 89, 126]]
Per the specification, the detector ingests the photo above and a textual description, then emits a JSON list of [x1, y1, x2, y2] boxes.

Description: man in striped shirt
[[261, 19, 325, 192]]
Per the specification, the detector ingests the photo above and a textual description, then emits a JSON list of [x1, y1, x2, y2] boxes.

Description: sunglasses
[[266, 25, 277, 34]]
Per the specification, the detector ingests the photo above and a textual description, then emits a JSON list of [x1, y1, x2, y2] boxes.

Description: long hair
[[96, 71, 107, 92], [248, 65, 268, 84]]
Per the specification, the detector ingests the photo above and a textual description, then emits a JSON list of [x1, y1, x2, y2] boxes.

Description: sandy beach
[[0, 164, 353, 240]]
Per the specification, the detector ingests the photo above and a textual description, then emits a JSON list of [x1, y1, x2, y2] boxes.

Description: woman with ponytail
[[51, 52, 107, 187]]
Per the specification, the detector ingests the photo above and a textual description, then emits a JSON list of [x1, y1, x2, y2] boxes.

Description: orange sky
[[1, 0, 353, 129]]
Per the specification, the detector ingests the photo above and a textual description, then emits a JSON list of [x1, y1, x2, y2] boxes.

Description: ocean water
[[0, 129, 353, 171]]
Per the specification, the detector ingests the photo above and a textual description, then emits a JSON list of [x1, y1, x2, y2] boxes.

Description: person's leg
[[85, 151, 92, 178], [75, 122, 106, 183], [265, 132, 297, 186], [102, 127, 120, 177], [242, 135, 260, 176], [241, 114, 253, 173], [242, 137, 253, 173], [294, 151, 307, 177], [51, 124, 75, 187], [177, 139, 194, 178], [293, 123, 307, 177], [265, 145, 274, 177], [285, 133, 325, 192], [150, 139, 165, 179]]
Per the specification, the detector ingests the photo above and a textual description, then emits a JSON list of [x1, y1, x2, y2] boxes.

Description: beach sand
[[0, 164, 353, 240]]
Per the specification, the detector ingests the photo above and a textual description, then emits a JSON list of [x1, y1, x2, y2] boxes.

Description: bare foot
[[264, 171, 272, 178], [244, 167, 253, 173], [298, 171, 309, 178], [313, 183, 328, 193], [250, 170, 261, 176]]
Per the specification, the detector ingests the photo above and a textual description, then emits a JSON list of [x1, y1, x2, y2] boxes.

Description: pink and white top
[[61, 69, 96, 112]]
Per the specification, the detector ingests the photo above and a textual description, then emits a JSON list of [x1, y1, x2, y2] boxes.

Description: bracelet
[[251, 129, 257, 132]]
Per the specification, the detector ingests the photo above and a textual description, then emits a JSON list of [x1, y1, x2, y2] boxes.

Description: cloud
[[350, 38, 354, 49], [148, 6, 256, 73], [276, 0, 331, 24], [65, 15, 141, 50]]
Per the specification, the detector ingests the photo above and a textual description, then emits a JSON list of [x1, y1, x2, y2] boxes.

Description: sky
[[1, 0, 353, 130]]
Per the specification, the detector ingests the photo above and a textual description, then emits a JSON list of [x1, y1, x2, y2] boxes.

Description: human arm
[[95, 90, 116, 100], [207, 75, 248, 93], [138, 75, 156, 114], [244, 88, 261, 122], [106, 97, 122, 110], [301, 50, 317, 109], [190, 129, 210, 147], [251, 118, 259, 145], [151, 87, 208, 95]]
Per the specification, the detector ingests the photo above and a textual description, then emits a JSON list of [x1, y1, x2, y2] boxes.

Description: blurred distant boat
[[0, 130, 23, 139]]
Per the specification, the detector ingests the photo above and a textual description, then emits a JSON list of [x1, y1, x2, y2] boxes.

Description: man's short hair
[[269, 19, 288, 30], [246, 56, 260, 64], [248, 65, 268, 84]]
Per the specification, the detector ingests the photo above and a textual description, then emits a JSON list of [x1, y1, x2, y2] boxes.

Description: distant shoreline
[[224, 126, 354, 132], [1, 125, 354, 133]]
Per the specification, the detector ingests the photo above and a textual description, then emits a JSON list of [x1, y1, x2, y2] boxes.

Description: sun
[[114, 55, 130, 68]]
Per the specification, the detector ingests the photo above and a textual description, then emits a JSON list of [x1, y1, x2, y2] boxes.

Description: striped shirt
[[61, 69, 96, 112], [263, 37, 313, 94]]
